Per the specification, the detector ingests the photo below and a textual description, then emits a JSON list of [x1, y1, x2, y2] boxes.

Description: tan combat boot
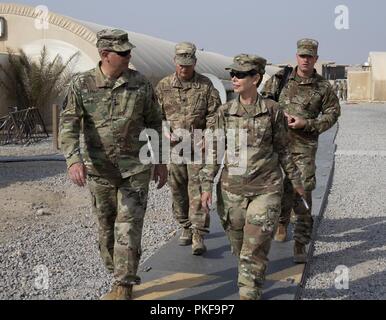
[[240, 294, 262, 300], [100, 285, 133, 300], [274, 224, 288, 242], [178, 228, 192, 246], [294, 241, 307, 264], [115, 285, 133, 300], [192, 231, 207, 256]]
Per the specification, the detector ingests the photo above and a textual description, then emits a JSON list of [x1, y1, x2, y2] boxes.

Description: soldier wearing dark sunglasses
[[60, 29, 167, 300], [200, 54, 304, 300]]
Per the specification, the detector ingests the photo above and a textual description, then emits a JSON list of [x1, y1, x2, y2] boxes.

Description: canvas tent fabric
[[0, 3, 280, 125]]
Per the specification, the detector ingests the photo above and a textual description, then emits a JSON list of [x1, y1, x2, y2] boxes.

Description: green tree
[[0, 46, 79, 112]]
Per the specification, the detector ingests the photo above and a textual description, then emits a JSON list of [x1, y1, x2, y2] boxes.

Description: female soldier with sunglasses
[[200, 54, 304, 300]]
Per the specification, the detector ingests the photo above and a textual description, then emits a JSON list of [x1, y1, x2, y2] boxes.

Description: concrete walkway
[[135, 125, 338, 300]]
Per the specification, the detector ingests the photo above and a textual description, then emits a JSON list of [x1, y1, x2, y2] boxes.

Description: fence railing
[[0, 107, 49, 145]]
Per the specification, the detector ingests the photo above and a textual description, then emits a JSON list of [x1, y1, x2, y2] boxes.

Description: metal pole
[[52, 104, 59, 151]]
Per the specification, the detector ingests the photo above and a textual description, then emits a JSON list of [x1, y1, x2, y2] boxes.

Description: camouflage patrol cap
[[175, 42, 197, 66], [297, 38, 319, 57], [96, 29, 136, 52], [226, 54, 267, 74]]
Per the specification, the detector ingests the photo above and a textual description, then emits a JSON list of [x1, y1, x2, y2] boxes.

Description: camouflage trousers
[[168, 163, 210, 234], [88, 170, 151, 286], [279, 151, 316, 245], [217, 185, 282, 300]]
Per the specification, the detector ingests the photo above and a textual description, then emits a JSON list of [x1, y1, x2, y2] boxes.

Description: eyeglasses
[[230, 70, 257, 79], [114, 50, 131, 57]]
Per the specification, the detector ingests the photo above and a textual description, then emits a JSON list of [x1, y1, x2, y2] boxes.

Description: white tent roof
[[0, 3, 279, 87], [76, 19, 234, 81]]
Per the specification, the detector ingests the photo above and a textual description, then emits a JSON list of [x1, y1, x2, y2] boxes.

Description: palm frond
[[0, 47, 79, 112]]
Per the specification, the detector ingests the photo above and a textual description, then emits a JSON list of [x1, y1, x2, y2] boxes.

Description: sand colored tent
[[0, 3, 280, 127]]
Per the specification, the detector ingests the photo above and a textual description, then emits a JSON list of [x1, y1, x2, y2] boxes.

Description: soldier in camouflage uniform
[[342, 80, 348, 101], [332, 81, 339, 97], [200, 54, 304, 300], [261, 39, 341, 263], [156, 42, 221, 255], [338, 80, 344, 101], [60, 29, 167, 300]]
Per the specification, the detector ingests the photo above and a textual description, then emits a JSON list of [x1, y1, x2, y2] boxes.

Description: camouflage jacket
[[60, 63, 163, 179], [200, 95, 302, 196], [261, 67, 341, 152], [155, 72, 221, 133]]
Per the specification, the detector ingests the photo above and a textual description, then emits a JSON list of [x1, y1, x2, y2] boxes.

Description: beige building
[[347, 52, 386, 102]]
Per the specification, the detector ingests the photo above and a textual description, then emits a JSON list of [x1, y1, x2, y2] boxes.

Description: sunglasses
[[230, 70, 257, 79], [113, 50, 131, 57]]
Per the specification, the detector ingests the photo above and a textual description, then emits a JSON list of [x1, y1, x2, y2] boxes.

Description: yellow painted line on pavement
[[266, 264, 305, 284], [133, 272, 217, 300]]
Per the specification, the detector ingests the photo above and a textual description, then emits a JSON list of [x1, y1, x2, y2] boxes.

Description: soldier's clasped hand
[[285, 113, 307, 129]]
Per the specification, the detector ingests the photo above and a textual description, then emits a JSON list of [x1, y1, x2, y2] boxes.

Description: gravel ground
[[0, 159, 178, 300], [0, 136, 59, 157], [301, 103, 386, 300]]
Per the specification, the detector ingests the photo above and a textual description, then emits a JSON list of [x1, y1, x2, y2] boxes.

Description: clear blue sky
[[12, 0, 386, 64]]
